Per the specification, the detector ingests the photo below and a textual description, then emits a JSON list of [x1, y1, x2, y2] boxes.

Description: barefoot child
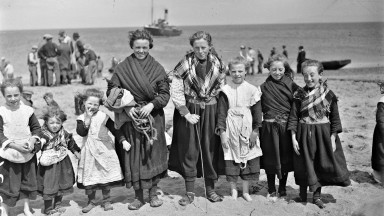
[[260, 54, 299, 201], [0, 78, 42, 216], [288, 59, 350, 208], [37, 107, 81, 215], [217, 57, 262, 201], [372, 82, 384, 184], [76, 89, 128, 213]]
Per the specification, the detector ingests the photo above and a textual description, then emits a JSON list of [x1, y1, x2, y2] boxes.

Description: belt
[[264, 119, 287, 123], [186, 96, 217, 109]]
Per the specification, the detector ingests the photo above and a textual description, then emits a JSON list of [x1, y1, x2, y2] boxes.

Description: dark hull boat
[[321, 59, 351, 70], [144, 26, 182, 37]]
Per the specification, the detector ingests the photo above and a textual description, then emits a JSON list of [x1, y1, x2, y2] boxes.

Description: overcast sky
[[0, 0, 383, 30]]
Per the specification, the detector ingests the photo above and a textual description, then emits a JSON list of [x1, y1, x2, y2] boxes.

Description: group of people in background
[[2, 29, 383, 216]]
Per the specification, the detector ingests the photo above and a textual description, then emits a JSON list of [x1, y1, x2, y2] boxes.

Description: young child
[[372, 82, 384, 185], [260, 54, 299, 201], [216, 57, 262, 201], [288, 59, 350, 208], [0, 78, 42, 216], [43, 92, 59, 109], [37, 107, 81, 215], [76, 88, 128, 213]]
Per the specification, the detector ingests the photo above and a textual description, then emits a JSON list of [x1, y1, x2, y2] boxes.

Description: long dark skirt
[[0, 155, 38, 207], [260, 121, 293, 178], [372, 124, 384, 172], [116, 108, 168, 190], [37, 155, 75, 200], [168, 101, 224, 181], [225, 158, 260, 182], [293, 122, 351, 192]]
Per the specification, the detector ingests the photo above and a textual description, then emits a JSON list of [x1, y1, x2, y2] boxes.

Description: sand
[[3, 67, 384, 216]]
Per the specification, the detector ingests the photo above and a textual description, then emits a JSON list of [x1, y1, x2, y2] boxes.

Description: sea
[[0, 22, 383, 77]]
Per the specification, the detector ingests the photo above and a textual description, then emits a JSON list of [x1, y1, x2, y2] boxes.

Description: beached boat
[[143, 0, 182, 37], [321, 59, 351, 70]]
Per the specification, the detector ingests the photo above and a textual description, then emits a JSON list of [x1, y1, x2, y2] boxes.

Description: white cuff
[[1, 140, 11, 149]]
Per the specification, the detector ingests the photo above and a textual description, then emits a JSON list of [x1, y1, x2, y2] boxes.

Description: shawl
[[261, 75, 297, 120], [295, 81, 335, 121], [41, 125, 68, 151], [113, 54, 166, 104], [104, 87, 136, 129]]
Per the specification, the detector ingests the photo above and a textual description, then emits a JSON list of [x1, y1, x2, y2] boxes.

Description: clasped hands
[[220, 129, 259, 149], [8, 138, 37, 153]]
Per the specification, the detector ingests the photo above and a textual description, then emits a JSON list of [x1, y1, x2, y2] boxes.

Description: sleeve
[[105, 117, 126, 144], [76, 120, 89, 137], [329, 96, 342, 134], [150, 77, 170, 110], [29, 114, 42, 153], [287, 99, 300, 132], [252, 101, 262, 129], [106, 73, 121, 97], [215, 92, 228, 134], [38, 46, 47, 60], [377, 102, 384, 136], [28, 53, 34, 63], [67, 133, 81, 153], [54, 43, 61, 56], [170, 72, 189, 116], [0, 115, 10, 148]]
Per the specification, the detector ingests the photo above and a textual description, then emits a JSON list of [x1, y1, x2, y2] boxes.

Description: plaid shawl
[[172, 52, 225, 101], [297, 82, 335, 121], [41, 125, 68, 151]]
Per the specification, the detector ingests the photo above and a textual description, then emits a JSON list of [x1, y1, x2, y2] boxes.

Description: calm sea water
[[0, 22, 383, 77]]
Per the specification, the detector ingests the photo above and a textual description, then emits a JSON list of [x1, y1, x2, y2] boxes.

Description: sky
[[0, 0, 383, 30]]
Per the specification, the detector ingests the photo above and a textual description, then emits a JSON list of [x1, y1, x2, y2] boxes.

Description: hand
[[140, 103, 154, 118], [331, 133, 337, 152], [27, 138, 36, 152], [122, 140, 131, 152], [74, 151, 81, 159], [84, 109, 94, 126], [250, 129, 259, 149], [220, 132, 229, 149], [9, 142, 31, 153], [292, 138, 300, 156], [185, 113, 200, 124]]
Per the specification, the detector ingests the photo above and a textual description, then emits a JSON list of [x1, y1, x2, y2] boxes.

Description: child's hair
[[77, 88, 104, 112], [42, 107, 67, 123], [0, 78, 23, 96], [43, 92, 53, 99], [301, 59, 324, 74], [228, 56, 249, 70], [265, 54, 294, 79]]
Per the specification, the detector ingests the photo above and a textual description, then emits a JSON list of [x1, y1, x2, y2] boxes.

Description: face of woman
[[192, 38, 210, 60], [269, 61, 285, 81], [132, 39, 150, 60]]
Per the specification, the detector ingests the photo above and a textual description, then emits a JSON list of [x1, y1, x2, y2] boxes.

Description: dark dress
[[107, 54, 170, 190], [287, 88, 351, 192], [372, 100, 384, 172], [260, 75, 299, 178], [37, 130, 80, 200]]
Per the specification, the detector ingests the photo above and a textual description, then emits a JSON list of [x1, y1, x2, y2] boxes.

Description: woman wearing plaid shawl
[[288, 60, 350, 209], [168, 31, 226, 206]]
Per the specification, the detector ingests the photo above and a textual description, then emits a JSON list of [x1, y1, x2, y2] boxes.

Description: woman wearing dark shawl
[[260, 54, 299, 200], [106, 30, 170, 210], [168, 31, 226, 206]]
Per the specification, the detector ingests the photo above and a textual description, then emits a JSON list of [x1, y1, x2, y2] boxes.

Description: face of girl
[[193, 38, 210, 60], [84, 96, 100, 113], [269, 61, 285, 81], [4, 86, 21, 109], [46, 117, 62, 133], [230, 64, 246, 84], [132, 39, 150, 60], [302, 66, 322, 88]]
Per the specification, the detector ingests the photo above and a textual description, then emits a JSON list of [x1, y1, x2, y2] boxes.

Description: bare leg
[[242, 181, 252, 201], [22, 199, 34, 216], [230, 181, 238, 200], [1, 203, 10, 216]]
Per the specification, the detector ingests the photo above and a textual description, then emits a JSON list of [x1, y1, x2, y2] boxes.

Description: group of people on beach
[[0, 29, 382, 216], [24, 30, 104, 87]]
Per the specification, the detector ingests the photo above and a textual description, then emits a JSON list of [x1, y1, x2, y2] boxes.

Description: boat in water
[[321, 59, 351, 70]]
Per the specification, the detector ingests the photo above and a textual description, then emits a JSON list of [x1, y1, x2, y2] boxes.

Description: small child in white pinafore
[[76, 88, 129, 213], [217, 57, 263, 201], [0, 79, 42, 216]]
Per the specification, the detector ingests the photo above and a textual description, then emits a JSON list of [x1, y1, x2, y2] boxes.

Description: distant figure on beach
[[28, 45, 39, 86], [239, 45, 252, 74], [38, 34, 61, 86], [248, 47, 257, 75], [0, 57, 6, 82], [282, 45, 288, 58], [3, 60, 14, 79], [43, 92, 60, 109], [83, 44, 97, 85], [296, 45, 306, 73], [38, 34, 48, 86], [96, 56, 104, 77], [73, 32, 85, 81], [372, 82, 384, 185], [270, 47, 277, 58], [57, 36, 73, 84], [21, 90, 34, 107], [257, 49, 264, 74], [169, 31, 226, 206]]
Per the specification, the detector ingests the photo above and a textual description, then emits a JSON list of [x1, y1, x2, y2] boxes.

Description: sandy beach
[[1, 66, 382, 216]]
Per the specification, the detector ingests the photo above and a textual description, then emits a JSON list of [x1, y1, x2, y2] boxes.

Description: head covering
[[240, 45, 245, 49], [31, 45, 38, 51], [44, 34, 53, 39], [23, 90, 34, 95], [299, 45, 304, 49], [84, 44, 91, 50], [58, 30, 65, 37], [73, 32, 80, 39], [1, 57, 5, 61]]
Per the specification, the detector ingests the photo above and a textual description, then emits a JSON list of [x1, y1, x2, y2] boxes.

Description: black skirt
[[293, 122, 351, 191], [372, 124, 384, 172]]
